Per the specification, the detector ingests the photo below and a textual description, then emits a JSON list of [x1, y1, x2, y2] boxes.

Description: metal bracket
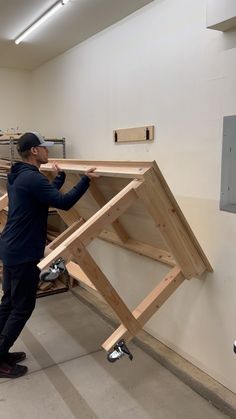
[[107, 340, 133, 363]]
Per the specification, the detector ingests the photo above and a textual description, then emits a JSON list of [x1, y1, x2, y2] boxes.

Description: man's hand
[[85, 167, 99, 179], [52, 161, 61, 174]]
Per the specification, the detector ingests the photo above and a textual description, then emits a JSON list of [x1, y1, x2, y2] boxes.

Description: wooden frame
[[38, 159, 212, 353]]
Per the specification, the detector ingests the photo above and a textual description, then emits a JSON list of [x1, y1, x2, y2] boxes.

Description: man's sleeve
[[31, 172, 90, 210], [51, 171, 66, 190]]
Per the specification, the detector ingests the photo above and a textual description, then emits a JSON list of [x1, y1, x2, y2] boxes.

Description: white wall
[[31, 0, 236, 392], [207, 0, 236, 27], [0, 68, 32, 160], [0, 68, 31, 133]]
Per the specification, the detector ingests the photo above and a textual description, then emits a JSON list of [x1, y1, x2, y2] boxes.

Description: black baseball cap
[[17, 132, 54, 152]]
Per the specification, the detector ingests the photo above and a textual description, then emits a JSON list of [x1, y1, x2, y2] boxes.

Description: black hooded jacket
[[0, 162, 90, 266]]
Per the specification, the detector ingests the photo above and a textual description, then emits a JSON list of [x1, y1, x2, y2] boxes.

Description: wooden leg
[[102, 266, 185, 351], [73, 242, 141, 336]]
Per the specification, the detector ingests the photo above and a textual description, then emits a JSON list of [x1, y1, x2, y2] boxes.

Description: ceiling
[[0, 0, 153, 71]]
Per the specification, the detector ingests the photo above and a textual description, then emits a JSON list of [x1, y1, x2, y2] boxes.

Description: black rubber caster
[[40, 257, 66, 282], [106, 340, 133, 363]]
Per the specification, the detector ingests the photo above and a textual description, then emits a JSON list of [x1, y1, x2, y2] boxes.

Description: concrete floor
[[0, 291, 230, 419]]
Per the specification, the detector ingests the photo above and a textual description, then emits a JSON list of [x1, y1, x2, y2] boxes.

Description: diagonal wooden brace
[[88, 180, 129, 243], [0, 193, 8, 211], [73, 242, 140, 336], [46, 219, 85, 252], [38, 179, 143, 271], [102, 266, 185, 352]]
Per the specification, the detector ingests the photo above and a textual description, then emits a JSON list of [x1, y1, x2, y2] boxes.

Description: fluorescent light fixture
[[15, 0, 69, 45]]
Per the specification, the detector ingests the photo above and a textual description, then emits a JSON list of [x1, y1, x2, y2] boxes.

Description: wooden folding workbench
[[37, 159, 212, 355], [0, 159, 212, 356]]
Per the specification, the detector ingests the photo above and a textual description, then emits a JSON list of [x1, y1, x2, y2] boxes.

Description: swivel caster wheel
[[40, 257, 66, 282], [107, 351, 120, 363], [106, 340, 133, 363]]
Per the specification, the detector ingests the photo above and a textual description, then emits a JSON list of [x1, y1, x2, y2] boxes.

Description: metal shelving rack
[[0, 134, 66, 166]]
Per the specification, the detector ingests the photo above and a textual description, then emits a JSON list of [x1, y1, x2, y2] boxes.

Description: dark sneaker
[[233, 341, 236, 354], [6, 352, 26, 364], [0, 362, 28, 378]]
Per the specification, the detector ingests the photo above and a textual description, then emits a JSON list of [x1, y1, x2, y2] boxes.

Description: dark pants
[[0, 261, 40, 359]]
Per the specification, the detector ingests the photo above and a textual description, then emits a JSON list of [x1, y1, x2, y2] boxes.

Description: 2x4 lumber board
[[73, 243, 140, 335], [136, 169, 208, 278], [46, 219, 85, 251], [88, 181, 129, 243], [0, 159, 10, 167], [99, 230, 176, 267], [56, 206, 81, 227], [65, 171, 129, 243], [66, 261, 97, 290], [110, 220, 129, 243], [38, 179, 143, 271], [0, 212, 7, 231], [0, 193, 8, 211], [42, 159, 154, 179], [151, 162, 212, 273], [102, 266, 185, 351]]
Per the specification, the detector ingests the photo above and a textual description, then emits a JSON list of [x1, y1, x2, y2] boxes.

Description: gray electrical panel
[[220, 115, 236, 212]]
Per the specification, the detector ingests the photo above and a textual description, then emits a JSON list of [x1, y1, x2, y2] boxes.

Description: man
[[0, 131, 97, 378]]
